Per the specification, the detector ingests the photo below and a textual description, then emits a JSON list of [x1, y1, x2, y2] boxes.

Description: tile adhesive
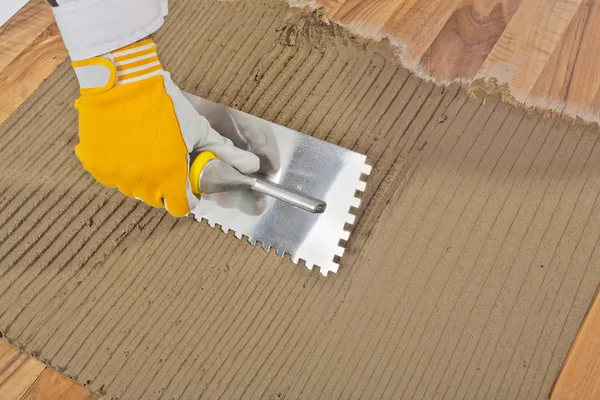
[[1, 0, 600, 399]]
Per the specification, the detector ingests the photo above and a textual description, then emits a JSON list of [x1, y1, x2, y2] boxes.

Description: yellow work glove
[[72, 39, 259, 217]]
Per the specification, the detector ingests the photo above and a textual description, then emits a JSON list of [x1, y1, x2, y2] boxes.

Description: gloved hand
[[72, 39, 260, 216]]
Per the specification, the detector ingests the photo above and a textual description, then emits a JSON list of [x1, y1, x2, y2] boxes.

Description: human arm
[[48, 0, 259, 216]]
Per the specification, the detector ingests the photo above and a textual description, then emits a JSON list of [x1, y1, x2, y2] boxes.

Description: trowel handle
[[189, 151, 218, 195], [189, 151, 327, 213]]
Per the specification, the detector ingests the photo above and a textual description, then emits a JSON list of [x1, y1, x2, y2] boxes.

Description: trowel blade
[[184, 93, 371, 276]]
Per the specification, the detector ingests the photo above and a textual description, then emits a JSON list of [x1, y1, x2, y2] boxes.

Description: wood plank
[[527, 0, 592, 112], [383, 0, 463, 66], [0, 0, 55, 71], [420, 0, 522, 81], [551, 288, 600, 400], [332, 0, 404, 38], [0, 340, 102, 400], [21, 368, 102, 400], [0, 339, 17, 360], [0, 341, 46, 400], [316, 0, 347, 18], [528, 0, 600, 119], [0, 22, 68, 125], [477, 0, 584, 101]]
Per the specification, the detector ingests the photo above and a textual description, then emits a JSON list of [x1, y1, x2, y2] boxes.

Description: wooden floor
[[313, 0, 600, 123], [0, 340, 102, 400], [1, 0, 600, 398], [0, 0, 66, 125], [551, 289, 600, 399]]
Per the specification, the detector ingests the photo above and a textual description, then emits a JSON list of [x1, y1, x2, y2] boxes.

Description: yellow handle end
[[190, 151, 217, 195]]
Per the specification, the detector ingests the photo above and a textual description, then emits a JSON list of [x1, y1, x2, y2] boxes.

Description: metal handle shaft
[[251, 178, 326, 213], [192, 154, 327, 214]]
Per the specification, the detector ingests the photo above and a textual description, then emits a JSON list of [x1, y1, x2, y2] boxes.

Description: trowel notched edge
[[184, 92, 372, 276], [201, 160, 372, 276]]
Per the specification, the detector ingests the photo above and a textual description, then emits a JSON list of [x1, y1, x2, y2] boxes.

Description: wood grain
[[551, 289, 600, 400], [477, 0, 584, 100], [0, 0, 55, 71], [0, 341, 45, 400], [313, 0, 600, 123], [332, 0, 403, 38], [0, 22, 68, 125], [421, 0, 522, 81], [314, 0, 346, 18], [385, 0, 463, 64], [528, 0, 600, 118], [22, 369, 102, 400], [0, 340, 103, 400]]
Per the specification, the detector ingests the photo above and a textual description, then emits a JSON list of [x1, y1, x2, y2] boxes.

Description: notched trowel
[[184, 93, 372, 276]]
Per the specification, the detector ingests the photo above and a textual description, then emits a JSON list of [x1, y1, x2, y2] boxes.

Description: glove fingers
[[200, 129, 260, 174], [131, 187, 164, 209], [163, 193, 191, 217], [207, 144, 260, 174], [163, 177, 198, 217], [163, 75, 260, 174], [184, 181, 200, 213]]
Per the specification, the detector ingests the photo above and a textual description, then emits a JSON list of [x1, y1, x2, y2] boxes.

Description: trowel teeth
[[349, 196, 361, 208], [340, 230, 350, 241], [234, 230, 243, 240], [346, 214, 356, 225], [335, 246, 345, 258], [355, 181, 367, 192], [362, 164, 373, 175]]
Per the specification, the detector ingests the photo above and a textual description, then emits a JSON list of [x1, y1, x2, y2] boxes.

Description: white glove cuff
[[51, 0, 168, 61]]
